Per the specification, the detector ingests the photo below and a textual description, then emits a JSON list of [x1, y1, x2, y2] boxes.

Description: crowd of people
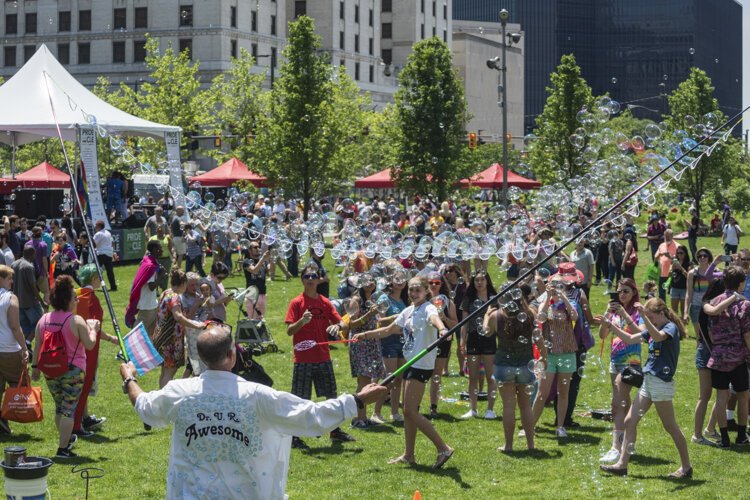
[[1, 190, 749, 495]]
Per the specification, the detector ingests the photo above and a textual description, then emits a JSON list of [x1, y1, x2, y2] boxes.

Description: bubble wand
[[293, 339, 359, 351], [380, 105, 750, 387]]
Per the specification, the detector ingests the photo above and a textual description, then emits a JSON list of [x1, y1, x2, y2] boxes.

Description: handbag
[[621, 365, 644, 388], [1, 368, 43, 423], [625, 248, 638, 267]]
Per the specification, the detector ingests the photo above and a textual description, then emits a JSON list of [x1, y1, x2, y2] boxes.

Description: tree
[[251, 16, 368, 218], [347, 104, 400, 178], [528, 54, 596, 185], [204, 48, 267, 164], [664, 67, 744, 219], [392, 37, 470, 200]]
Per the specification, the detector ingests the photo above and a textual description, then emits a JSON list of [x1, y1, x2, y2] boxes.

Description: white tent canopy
[[0, 44, 179, 146]]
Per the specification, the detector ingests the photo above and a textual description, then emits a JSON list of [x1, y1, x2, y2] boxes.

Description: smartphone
[[609, 292, 620, 303], [720, 255, 733, 263]]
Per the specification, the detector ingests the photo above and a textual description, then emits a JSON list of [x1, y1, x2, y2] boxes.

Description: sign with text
[[164, 131, 186, 209], [78, 127, 110, 229]]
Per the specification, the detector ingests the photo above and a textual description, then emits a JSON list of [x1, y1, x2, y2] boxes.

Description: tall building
[[455, 0, 743, 133], [0, 0, 286, 89]]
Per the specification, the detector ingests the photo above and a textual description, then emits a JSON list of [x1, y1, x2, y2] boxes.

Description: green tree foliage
[[392, 37, 470, 200], [664, 67, 744, 219], [528, 54, 595, 185], [204, 48, 267, 164], [251, 16, 368, 218], [349, 104, 400, 178]]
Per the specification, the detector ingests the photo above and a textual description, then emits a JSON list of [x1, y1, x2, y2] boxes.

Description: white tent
[[0, 44, 180, 146]]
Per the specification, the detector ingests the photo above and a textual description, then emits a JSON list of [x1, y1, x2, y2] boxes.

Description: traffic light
[[468, 132, 478, 149], [214, 136, 222, 148]]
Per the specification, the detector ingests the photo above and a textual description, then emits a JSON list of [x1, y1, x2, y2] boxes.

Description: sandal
[[432, 448, 454, 469], [668, 467, 693, 479], [388, 455, 416, 465]]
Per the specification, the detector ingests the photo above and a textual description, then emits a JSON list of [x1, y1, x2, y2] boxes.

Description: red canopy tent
[[459, 163, 541, 190], [0, 177, 21, 194], [189, 158, 268, 188], [354, 167, 396, 189], [16, 161, 71, 188]]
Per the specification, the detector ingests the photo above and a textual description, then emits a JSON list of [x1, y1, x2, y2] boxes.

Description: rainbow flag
[[123, 322, 163, 375], [76, 162, 90, 219]]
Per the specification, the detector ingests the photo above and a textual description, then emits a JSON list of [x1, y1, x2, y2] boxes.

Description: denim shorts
[[494, 363, 536, 385], [380, 336, 404, 359], [546, 352, 576, 374], [670, 287, 687, 300], [689, 304, 701, 324], [695, 341, 711, 370]]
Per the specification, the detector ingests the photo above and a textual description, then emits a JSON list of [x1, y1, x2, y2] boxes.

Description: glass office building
[[455, 0, 743, 132]]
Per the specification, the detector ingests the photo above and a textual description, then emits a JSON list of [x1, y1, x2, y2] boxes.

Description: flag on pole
[[76, 162, 90, 219], [123, 322, 163, 375]]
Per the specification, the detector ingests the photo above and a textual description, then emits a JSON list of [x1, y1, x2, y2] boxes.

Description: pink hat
[[552, 262, 584, 285]]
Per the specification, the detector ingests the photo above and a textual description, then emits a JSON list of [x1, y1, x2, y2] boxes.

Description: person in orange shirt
[[654, 229, 678, 301], [72, 264, 118, 437]]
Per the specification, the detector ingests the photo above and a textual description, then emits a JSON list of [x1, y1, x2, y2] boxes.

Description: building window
[[23, 45, 34, 63], [381, 48, 392, 64], [5, 14, 17, 35], [443, 3, 447, 19], [355, 62, 360, 81], [382, 0, 392, 13], [433, 0, 436, 16], [295, 1, 306, 17], [443, 29, 447, 42], [25, 13, 36, 34], [134, 40, 147, 62], [179, 38, 192, 58], [369, 64, 374, 83], [135, 7, 147, 29], [179, 6, 193, 27], [251, 11, 257, 31], [340, 59, 345, 69], [432, 26, 436, 37], [231, 39, 237, 58], [271, 15, 276, 35], [339, 1, 344, 20], [420, 24, 424, 39], [421, 0, 424, 13], [354, 34, 359, 52], [270, 46, 277, 68], [355, 5, 359, 23], [368, 38, 373, 55], [58, 43, 70, 65], [251, 43, 258, 59], [230, 6, 237, 28], [112, 41, 125, 63], [79, 10, 91, 31], [4, 46, 16, 67], [369, 8, 373, 26], [114, 8, 126, 30], [382, 22, 392, 39], [59, 11, 71, 32], [339, 31, 344, 49], [78, 43, 90, 64]]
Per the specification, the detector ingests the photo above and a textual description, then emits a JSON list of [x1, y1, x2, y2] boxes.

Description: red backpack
[[36, 314, 77, 378]]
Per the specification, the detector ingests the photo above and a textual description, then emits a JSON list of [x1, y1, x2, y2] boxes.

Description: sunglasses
[[617, 289, 632, 294], [697, 254, 709, 259], [428, 280, 442, 285], [302, 274, 319, 280]]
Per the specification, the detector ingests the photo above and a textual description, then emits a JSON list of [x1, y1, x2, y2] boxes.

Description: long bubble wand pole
[[381, 106, 750, 387]]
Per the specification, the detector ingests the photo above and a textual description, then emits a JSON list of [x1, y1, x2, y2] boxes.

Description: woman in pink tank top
[[31, 275, 97, 459]]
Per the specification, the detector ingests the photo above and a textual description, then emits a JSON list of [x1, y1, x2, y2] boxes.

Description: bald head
[[197, 326, 234, 370]]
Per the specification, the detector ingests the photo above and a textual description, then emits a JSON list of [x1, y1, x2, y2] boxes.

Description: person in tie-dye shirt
[[684, 248, 722, 338], [595, 278, 644, 464]]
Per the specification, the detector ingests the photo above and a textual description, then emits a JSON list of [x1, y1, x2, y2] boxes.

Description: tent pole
[[10, 133, 16, 179]]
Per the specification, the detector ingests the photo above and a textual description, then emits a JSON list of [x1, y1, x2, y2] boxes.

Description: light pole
[[486, 9, 521, 205]]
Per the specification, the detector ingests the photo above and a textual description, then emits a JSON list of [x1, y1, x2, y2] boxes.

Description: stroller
[[233, 343, 273, 387], [229, 286, 279, 354]]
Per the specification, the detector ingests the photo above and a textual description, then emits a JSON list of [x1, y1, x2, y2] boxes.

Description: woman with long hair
[[428, 272, 458, 419], [484, 284, 546, 451], [442, 263, 467, 374], [0, 265, 29, 435], [459, 270, 497, 419], [595, 277, 644, 464], [600, 298, 692, 479], [692, 278, 723, 444], [683, 248, 721, 338], [668, 244, 691, 317], [354, 276, 454, 469]]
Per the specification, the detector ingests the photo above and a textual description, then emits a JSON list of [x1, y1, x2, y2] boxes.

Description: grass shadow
[[300, 442, 365, 456], [629, 454, 672, 466], [359, 425, 398, 435], [408, 463, 472, 489], [427, 413, 459, 423], [500, 448, 563, 459], [630, 473, 708, 491], [2, 433, 43, 443]]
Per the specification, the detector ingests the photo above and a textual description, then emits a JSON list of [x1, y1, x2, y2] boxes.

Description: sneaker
[[460, 410, 478, 420], [0, 418, 11, 435], [330, 429, 356, 442], [391, 413, 404, 422], [55, 447, 77, 459], [736, 437, 750, 446], [364, 418, 380, 427], [351, 419, 369, 429], [291, 437, 310, 449], [714, 440, 731, 449], [74, 428, 95, 438], [691, 436, 715, 446], [484, 410, 497, 420], [83, 415, 107, 431], [68, 434, 78, 449], [704, 429, 720, 440], [518, 429, 526, 437], [599, 448, 621, 463], [369, 414, 386, 425], [556, 427, 568, 438], [144, 423, 152, 432]]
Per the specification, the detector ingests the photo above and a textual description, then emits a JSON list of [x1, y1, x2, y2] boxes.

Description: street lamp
[[486, 9, 522, 205], [256, 53, 275, 88]]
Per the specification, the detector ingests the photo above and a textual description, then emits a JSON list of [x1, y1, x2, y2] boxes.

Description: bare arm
[[172, 305, 205, 330], [7, 296, 28, 363], [353, 321, 403, 341], [703, 294, 738, 316]]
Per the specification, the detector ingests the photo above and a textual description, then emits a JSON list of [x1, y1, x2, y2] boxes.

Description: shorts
[[546, 352, 576, 374], [689, 304, 701, 324], [695, 341, 711, 370], [380, 336, 404, 359], [45, 366, 85, 418], [669, 287, 687, 300], [711, 363, 750, 392], [403, 367, 433, 384], [436, 339, 452, 359], [639, 373, 675, 402], [466, 334, 498, 356], [291, 361, 338, 400], [494, 363, 536, 385], [172, 237, 187, 256]]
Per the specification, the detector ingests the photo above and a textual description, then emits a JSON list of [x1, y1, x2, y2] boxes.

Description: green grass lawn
[[4, 235, 749, 499]]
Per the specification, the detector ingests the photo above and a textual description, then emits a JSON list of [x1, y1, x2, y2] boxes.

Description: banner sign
[[164, 131, 186, 209], [79, 126, 110, 230]]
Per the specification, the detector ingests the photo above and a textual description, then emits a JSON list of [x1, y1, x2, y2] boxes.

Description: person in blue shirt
[[600, 298, 692, 479]]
